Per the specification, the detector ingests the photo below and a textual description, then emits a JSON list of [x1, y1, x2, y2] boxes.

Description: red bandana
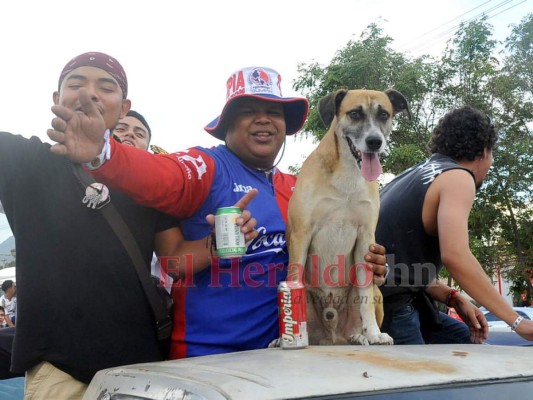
[[58, 52, 128, 98]]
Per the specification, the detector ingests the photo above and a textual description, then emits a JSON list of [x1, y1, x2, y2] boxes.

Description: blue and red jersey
[[92, 142, 296, 358]]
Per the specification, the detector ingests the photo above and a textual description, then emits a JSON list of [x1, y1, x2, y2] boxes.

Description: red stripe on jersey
[[273, 171, 297, 224], [170, 284, 187, 359]]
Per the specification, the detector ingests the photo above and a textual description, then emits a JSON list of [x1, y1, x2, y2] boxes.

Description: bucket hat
[[204, 66, 309, 140]]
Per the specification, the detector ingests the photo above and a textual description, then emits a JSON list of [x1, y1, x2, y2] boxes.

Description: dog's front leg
[[286, 215, 313, 282], [352, 236, 393, 345]]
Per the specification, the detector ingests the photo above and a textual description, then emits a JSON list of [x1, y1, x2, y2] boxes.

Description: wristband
[[510, 315, 524, 331], [446, 289, 459, 307], [85, 129, 111, 170]]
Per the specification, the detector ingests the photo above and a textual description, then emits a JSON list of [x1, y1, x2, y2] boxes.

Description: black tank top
[[377, 153, 474, 298]]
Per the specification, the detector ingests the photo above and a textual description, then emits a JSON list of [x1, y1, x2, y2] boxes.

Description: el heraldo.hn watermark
[[157, 253, 438, 292]]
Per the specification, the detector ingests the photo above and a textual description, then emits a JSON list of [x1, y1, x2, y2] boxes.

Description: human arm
[[87, 144, 215, 218], [426, 280, 488, 344], [47, 88, 214, 218], [432, 170, 533, 340]]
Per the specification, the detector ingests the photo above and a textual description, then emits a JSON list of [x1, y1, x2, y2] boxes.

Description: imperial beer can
[[215, 207, 246, 258], [277, 281, 308, 349]]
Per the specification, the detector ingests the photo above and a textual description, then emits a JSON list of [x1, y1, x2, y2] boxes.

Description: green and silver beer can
[[215, 207, 246, 258]]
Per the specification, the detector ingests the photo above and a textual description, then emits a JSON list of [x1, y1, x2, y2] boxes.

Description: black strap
[[74, 165, 171, 338]]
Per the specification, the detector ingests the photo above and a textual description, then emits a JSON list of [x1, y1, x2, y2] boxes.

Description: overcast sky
[[0, 0, 530, 242]]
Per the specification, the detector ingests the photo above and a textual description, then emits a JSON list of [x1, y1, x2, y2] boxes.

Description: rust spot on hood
[[452, 351, 469, 358], [309, 348, 456, 374], [352, 352, 455, 373]]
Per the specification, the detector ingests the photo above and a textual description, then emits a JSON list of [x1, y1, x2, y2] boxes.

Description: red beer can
[[277, 281, 308, 349]]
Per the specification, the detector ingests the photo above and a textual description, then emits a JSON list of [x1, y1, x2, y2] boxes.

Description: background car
[[482, 306, 533, 346], [483, 306, 533, 332]]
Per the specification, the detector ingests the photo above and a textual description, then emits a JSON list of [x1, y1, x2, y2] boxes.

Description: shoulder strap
[[74, 165, 171, 337]]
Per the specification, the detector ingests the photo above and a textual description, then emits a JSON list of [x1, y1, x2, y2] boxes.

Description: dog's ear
[[385, 89, 412, 120], [318, 89, 348, 127]]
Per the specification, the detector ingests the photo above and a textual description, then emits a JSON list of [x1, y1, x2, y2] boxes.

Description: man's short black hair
[[126, 110, 151, 139], [1, 280, 14, 293]]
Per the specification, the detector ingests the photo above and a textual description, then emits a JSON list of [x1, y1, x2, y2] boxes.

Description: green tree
[[294, 23, 431, 173]]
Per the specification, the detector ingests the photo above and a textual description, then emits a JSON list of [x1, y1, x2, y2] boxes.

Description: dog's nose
[[366, 136, 382, 151], [326, 311, 336, 320]]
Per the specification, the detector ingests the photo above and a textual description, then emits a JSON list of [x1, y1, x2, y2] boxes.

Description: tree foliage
[[293, 14, 533, 304]]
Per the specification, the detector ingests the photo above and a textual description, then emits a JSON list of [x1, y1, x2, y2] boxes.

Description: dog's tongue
[[361, 153, 382, 181]]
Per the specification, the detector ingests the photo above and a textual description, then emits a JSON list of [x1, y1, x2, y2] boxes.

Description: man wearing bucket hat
[[48, 66, 389, 359]]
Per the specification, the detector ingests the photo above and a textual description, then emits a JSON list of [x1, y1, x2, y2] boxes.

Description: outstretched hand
[[206, 189, 259, 243], [47, 88, 108, 163]]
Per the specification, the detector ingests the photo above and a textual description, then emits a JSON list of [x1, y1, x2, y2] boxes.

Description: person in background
[[47, 66, 389, 359], [0, 306, 8, 328], [0, 281, 16, 327], [377, 106, 533, 344], [111, 110, 151, 150]]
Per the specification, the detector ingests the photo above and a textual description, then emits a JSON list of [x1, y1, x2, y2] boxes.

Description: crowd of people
[[0, 50, 531, 399]]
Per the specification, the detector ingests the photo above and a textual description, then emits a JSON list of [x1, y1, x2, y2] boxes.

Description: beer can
[[215, 207, 246, 258], [277, 281, 308, 349]]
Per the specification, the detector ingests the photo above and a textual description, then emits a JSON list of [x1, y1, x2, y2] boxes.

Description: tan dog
[[287, 89, 410, 345]]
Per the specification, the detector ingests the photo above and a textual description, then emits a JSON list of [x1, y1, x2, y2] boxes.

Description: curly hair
[[427, 106, 498, 161]]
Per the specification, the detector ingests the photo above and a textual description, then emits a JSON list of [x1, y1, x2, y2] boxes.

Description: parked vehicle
[[84, 344, 533, 399], [485, 331, 533, 346], [483, 306, 533, 332]]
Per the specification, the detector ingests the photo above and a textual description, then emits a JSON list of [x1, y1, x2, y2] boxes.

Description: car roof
[[85, 345, 533, 400]]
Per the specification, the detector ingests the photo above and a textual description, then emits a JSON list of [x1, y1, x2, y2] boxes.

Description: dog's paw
[[367, 332, 394, 345], [268, 338, 281, 348], [348, 334, 370, 346]]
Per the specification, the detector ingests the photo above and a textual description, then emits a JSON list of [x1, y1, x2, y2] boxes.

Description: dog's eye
[[378, 111, 390, 121], [348, 110, 363, 120]]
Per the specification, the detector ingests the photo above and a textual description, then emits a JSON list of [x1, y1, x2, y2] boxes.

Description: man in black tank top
[[377, 106, 533, 345]]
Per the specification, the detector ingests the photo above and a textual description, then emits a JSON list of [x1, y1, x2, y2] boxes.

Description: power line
[[401, 0, 516, 55], [397, 0, 494, 44], [488, 0, 528, 19], [396, 0, 528, 56]]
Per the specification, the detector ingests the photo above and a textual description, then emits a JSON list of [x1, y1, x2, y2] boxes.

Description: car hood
[[84, 345, 533, 400]]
